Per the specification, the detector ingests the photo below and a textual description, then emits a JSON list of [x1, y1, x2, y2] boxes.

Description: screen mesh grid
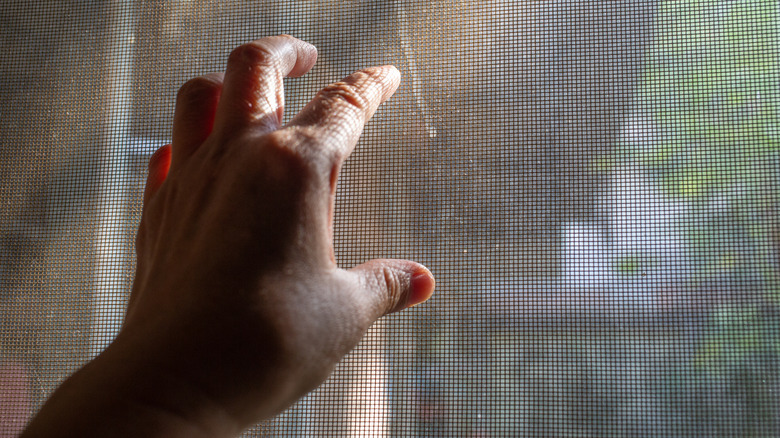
[[1, 1, 779, 436]]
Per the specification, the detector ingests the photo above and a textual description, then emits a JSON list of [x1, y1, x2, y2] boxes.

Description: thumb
[[350, 259, 435, 318]]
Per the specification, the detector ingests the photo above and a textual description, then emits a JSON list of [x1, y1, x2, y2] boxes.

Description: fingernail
[[407, 268, 435, 308]]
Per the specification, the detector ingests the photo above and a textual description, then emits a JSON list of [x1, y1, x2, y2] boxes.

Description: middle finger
[[212, 35, 318, 137]]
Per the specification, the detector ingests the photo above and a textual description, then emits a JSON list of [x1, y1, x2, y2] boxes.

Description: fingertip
[[286, 36, 319, 78], [407, 267, 435, 309], [350, 259, 435, 317], [368, 65, 401, 102], [286, 64, 401, 155], [385, 65, 401, 98]]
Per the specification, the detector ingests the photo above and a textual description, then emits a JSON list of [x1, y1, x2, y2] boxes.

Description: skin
[[21, 35, 435, 438]]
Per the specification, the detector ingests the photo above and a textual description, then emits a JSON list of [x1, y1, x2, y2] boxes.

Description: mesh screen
[[2, 1, 780, 436]]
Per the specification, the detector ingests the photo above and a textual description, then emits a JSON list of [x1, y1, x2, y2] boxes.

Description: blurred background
[[1, 0, 779, 436]]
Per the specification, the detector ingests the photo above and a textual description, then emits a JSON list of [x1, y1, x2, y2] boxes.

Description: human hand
[[22, 35, 434, 437]]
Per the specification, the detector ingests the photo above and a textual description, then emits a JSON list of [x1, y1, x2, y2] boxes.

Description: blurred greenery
[[610, 0, 780, 377], [694, 304, 780, 371], [615, 253, 646, 276], [638, 0, 779, 200]]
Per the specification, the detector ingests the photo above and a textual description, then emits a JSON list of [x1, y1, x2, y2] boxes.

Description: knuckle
[[260, 131, 314, 175], [317, 80, 369, 111], [243, 128, 338, 189], [289, 125, 343, 166], [228, 41, 278, 68], [354, 68, 386, 85], [378, 266, 405, 313], [284, 125, 319, 147], [262, 130, 297, 157]]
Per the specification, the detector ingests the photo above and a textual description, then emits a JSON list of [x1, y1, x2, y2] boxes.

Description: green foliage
[[615, 253, 648, 276], [635, 0, 780, 199], [693, 304, 780, 374], [618, 0, 780, 281], [614, 0, 780, 375]]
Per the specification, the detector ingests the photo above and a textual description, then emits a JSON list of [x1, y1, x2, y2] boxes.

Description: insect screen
[[1, 1, 779, 436]]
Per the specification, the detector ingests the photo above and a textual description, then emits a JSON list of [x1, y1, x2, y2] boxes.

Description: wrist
[[22, 327, 242, 438]]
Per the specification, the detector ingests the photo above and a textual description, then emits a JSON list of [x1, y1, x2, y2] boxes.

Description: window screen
[[2, 1, 779, 436]]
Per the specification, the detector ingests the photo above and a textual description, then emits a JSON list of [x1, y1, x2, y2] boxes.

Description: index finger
[[286, 65, 401, 159]]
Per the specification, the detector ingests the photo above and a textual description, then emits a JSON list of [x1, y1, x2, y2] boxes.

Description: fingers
[[350, 259, 435, 319], [288, 66, 401, 159], [171, 72, 224, 170], [213, 35, 318, 135], [144, 144, 172, 206]]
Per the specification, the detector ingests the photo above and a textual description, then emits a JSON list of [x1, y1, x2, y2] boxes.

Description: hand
[[22, 35, 434, 437]]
